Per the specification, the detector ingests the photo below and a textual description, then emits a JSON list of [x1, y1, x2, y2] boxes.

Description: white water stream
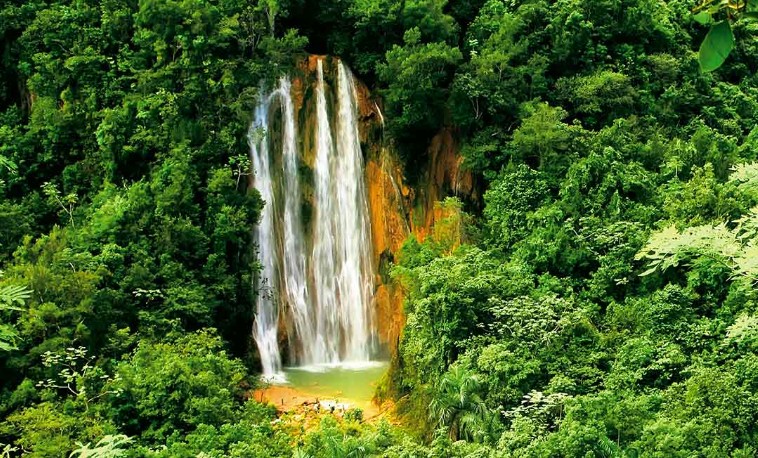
[[250, 60, 376, 380]]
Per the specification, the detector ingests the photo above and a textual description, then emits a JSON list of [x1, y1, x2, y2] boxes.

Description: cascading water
[[311, 59, 341, 364], [249, 94, 284, 382], [333, 63, 375, 363], [250, 59, 376, 379], [274, 79, 315, 366]]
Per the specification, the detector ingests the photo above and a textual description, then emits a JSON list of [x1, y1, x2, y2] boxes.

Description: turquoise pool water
[[282, 362, 388, 406]]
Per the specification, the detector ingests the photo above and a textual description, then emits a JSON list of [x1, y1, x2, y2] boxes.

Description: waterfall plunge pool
[[262, 361, 388, 411]]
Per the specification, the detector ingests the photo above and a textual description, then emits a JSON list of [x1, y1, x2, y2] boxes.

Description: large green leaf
[[699, 21, 735, 72]]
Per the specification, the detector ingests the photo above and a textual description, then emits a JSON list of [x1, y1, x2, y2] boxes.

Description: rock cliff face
[[364, 148, 410, 353], [284, 55, 475, 354]]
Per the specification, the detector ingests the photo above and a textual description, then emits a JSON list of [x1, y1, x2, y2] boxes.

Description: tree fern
[[635, 216, 758, 281], [0, 284, 31, 351], [69, 435, 131, 458], [0, 284, 31, 311], [639, 165, 758, 280], [729, 162, 758, 197]]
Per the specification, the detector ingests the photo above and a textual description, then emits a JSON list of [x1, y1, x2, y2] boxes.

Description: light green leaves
[[636, 205, 758, 282], [636, 223, 741, 274], [638, 164, 758, 280], [0, 284, 31, 310], [698, 20, 735, 72], [69, 435, 131, 458], [0, 284, 30, 352], [693, 11, 713, 25], [729, 162, 758, 197]]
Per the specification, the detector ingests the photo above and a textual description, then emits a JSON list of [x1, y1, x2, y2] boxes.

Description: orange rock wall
[[410, 128, 476, 242]]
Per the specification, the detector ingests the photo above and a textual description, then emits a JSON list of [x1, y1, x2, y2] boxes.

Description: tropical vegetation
[[2, 0, 758, 456]]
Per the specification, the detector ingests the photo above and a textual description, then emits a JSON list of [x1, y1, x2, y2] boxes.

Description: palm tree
[[428, 365, 490, 442]]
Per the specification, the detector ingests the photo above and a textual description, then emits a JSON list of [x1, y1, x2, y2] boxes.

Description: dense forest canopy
[[1, 0, 758, 456]]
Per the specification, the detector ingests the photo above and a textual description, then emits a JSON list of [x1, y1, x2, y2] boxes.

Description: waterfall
[[251, 59, 376, 378], [311, 59, 341, 364], [249, 94, 284, 382], [333, 63, 375, 362], [273, 79, 315, 365]]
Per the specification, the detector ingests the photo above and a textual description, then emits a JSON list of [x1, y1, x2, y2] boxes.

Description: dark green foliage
[[2, 0, 758, 455], [108, 331, 247, 442], [377, 28, 462, 159], [1, 331, 291, 457], [368, 0, 758, 455], [0, 0, 302, 454]]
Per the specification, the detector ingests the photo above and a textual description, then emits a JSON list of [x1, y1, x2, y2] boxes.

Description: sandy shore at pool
[[251, 384, 392, 421]]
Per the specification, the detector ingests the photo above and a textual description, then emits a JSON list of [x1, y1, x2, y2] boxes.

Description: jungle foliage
[[377, 0, 758, 455], [1, 0, 758, 456]]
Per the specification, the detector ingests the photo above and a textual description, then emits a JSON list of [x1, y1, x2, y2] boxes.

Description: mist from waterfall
[[250, 59, 376, 379]]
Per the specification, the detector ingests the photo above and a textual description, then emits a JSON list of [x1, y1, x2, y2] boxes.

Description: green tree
[[107, 331, 248, 443], [377, 28, 462, 149]]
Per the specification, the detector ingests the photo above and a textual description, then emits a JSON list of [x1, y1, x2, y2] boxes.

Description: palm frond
[[0, 285, 31, 311]]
